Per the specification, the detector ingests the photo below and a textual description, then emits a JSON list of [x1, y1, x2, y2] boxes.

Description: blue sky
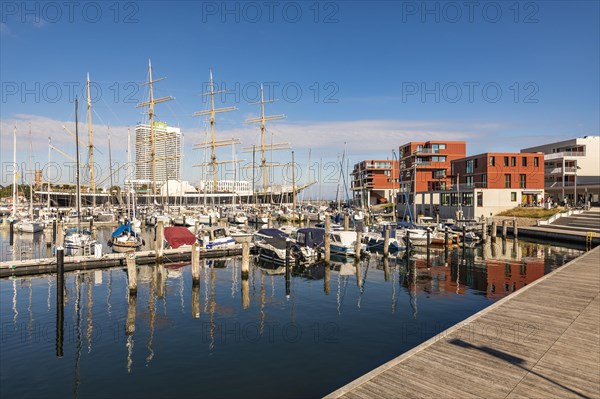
[[0, 1, 598, 197]]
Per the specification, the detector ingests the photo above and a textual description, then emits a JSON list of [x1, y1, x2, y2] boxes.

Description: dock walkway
[[326, 246, 600, 399]]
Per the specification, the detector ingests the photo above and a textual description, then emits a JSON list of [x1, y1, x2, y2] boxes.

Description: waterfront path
[[325, 246, 600, 399]]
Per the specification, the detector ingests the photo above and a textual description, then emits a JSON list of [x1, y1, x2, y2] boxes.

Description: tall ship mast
[[136, 59, 174, 201], [86, 73, 96, 207], [244, 84, 289, 200], [193, 69, 239, 194]]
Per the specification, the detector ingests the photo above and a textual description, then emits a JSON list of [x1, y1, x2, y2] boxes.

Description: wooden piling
[[191, 242, 200, 283], [156, 220, 164, 262], [482, 221, 487, 241], [52, 219, 57, 244], [344, 214, 349, 231], [513, 217, 518, 238], [324, 213, 331, 264], [502, 220, 507, 239], [491, 220, 497, 238], [383, 228, 390, 258], [241, 241, 250, 279], [194, 220, 200, 235], [355, 231, 362, 258], [56, 222, 64, 248], [126, 251, 137, 293], [9, 221, 14, 246]]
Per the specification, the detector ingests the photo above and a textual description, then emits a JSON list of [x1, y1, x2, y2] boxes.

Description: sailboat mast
[[75, 97, 82, 232], [86, 74, 96, 208], [291, 150, 296, 221], [12, 125, 17, 218], [28, 123, 33, 219], [108, 126, 113, 206], [48, 137, 51, 210], [127, 128, 131, 219], [260, 85, 267, 193]]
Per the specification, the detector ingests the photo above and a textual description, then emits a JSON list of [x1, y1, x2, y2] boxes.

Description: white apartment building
[[135, 122, 182, 184], [521, 136, 600, 204]]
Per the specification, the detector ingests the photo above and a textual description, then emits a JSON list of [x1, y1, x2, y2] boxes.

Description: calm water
[[0, 227, 585, 398]]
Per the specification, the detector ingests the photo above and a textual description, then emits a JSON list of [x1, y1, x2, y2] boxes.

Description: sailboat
[[108, 220, 144, 253], [16, 124, 45, 233], [64, 96, 97, 256]]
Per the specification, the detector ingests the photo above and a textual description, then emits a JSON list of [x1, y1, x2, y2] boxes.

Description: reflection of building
[[351, 160, 400, 206], [135, 122, 182, 184], [485, 260, 544, 300], [521, 136, 600, 204]]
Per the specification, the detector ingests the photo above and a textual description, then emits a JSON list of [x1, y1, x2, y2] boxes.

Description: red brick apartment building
[[398, 141, 467, 192], [351, 160, 400, 206]]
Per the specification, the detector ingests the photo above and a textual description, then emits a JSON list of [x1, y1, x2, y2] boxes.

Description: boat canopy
[[112, 222, 137, 237], [164, 226, 197, 249], [256, 228, 289, 238], [296, 228, 325, 247]]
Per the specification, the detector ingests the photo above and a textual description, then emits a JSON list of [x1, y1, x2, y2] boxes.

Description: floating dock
[[325, 245, 600, 399]]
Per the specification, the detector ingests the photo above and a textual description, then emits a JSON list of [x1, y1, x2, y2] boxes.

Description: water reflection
[[0, 239, 587, 399]]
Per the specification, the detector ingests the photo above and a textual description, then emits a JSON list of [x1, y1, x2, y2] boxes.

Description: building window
[[482, 174, 487, 188], [439, 144, 446, 150], [431, 156, 446, 162], [520, 174, 526, 188], [466, 159, 474, 174], [504, 156, 509, 166], [511, 192, 517, 201], [490, 156, 495, 166], [504, 174, 511, 188], [417, 145, 423, 152], [474, 158, 478, 168], [477, 192, 483, 207], [441, 193, 450, 206], [511, 157, 516, 167], [534, 157, 539, 167], [522, 157, 527, 167], [466, 176, 474, 188]]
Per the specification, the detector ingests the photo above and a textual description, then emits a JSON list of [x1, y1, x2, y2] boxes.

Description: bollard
[[513, 218, 518, 238], [125, 292, 137, 335], [491, 220, 497, 238], [52, 219, 57, 244], [482, 221, 487, 241], [192, 281, 201, 317], [383, 228, 390, 258], [324, 213, 331, 264], [344, 214, 349, 231], [9, 221, 14, 246], [241, 241, 250, 279], [191, 243, 200, 283], [156, 220, 164, 262], [56, 246, 64, 358], [502, 220, 507, 239], [126, 251, 137, 293], [355, 231, 362, 258]]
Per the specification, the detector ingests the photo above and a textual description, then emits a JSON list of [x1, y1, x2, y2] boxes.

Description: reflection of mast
[[259, 274, 265, 335], [27, 279, 33, 340], [193, 70, 239, 192], [407, 255, 418, 319], [86, 276, 93, 353], [244, 84, 288, 197], [106, 270, 112, 317], [209, 266, 216, 350], [73, 274, 83, 398], [391, 264, 397, 315], [146, 270, 156, 365]]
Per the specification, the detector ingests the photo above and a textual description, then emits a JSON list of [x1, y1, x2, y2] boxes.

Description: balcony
[[545, 167, 578, 175], [544, 151, 585, 161]]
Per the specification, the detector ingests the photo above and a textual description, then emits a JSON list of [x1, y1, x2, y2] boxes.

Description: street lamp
[[574, 165, 582, 206]]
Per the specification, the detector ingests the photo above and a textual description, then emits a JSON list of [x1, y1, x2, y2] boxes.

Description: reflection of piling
[[513, 218, 518, 238], [241, 275, 250, 309], [344, 214, 349, 231], [192, 281, 201, 318], [491, 220, 497, 239], [324, 261, 330, 295], [444, 227, 449, 248], [502, 238, 507, 256], [285, 242, 291, 298], [241, 241, 250, 279], [426, 228, 431, 268], [56, 247, 64, 357], [126, 251, 137, 293], [126, 292, 137, 335], [512, 238, 518, 259], [156, 264, 166, 299], [491, 239, 497, 258], [324, 214, 331, 264], [383, 257, 390, 282], [502, 220, 507, 239], [355, 231, 362, 258], [156, 220, 164, 262], [461, 225, 466, 261], [383, 228, 390, 258], [9, 221, 14, 246], [192, 243, 200, 283]]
